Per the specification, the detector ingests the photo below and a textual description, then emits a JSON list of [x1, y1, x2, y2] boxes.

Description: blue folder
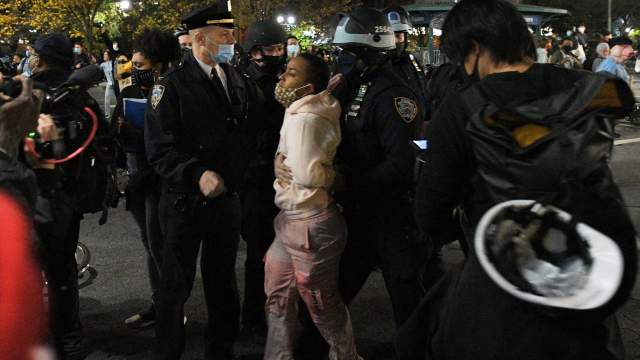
[[123, 98, 147, 129]]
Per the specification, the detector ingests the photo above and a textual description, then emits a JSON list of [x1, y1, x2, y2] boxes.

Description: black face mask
[[460, 54, 481, 84], [562, 45, 573, 54], [395, 42, 407, 57], [260, 55, 285, 75], [132, 68, 155, 88]]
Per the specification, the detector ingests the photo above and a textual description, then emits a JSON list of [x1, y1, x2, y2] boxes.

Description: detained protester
[[144, 4, 263, 359], [112, 29, 181, 330], [290, 7, 427, 360], [402, 1, 637, 359], [239, 19, 287, 336], [596, 36, 636, 85], [264, 53, 361, 360]]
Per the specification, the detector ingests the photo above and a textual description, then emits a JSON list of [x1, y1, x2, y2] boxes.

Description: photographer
[[29, 33, 107, 360], [0, 75, 57, 360]]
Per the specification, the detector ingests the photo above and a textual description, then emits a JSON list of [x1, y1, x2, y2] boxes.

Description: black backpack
[[461, 73, 634, 213]]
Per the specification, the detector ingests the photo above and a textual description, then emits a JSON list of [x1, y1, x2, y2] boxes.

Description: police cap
[[33, 33, 74, 68], [182, 3, 235, 31]]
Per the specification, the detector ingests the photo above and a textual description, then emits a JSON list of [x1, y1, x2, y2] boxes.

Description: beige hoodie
[[274, 90, 341, 212]]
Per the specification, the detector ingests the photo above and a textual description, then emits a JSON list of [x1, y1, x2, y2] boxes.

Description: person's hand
[[274, 153, 293, 187], [0, 76, 43, 148], [36, 114, 59, 142], [198, 170, 226, 198], [327, 74, 344, 91]]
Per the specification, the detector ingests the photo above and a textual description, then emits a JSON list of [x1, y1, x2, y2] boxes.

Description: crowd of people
[[1, 0, 639, 359], [535, 25, 640, 83]]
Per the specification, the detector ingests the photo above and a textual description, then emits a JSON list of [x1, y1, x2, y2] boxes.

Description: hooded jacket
[[274, 90, 341, 212], [409, 63, 637, 360]]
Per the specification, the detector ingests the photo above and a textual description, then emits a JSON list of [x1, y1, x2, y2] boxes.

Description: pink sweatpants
[[264, 204, 360, 360]]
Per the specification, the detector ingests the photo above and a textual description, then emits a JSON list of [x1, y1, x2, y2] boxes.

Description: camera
[[0, 65, 103, 160]]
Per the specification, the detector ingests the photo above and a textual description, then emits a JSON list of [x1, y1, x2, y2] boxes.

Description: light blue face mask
[[287, 44, 300, 57], [205, 36, 235, 64]]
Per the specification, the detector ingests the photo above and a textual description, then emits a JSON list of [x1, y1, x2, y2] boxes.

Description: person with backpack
[[406, 0, 637, 359]]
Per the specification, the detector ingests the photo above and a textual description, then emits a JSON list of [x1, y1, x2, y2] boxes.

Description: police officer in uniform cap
[[292, 7, 427, 358], [238, 19, 286, 335], [144, 3, 263, 359], [174, 25, 192, 54], [383, 6, 428, 138]]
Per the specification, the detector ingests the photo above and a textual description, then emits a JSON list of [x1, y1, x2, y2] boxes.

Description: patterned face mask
[[274, 82, 312, 108]]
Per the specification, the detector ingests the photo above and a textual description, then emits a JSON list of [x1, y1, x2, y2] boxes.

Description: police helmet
[[475, 200, 624, 310], [174, 24, 188, 38], [242, 20, 287, 53], [383, 6, 412, 33], [332, 7, 395, 51]]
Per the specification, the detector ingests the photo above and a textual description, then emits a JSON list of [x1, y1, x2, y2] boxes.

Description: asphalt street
[[79, 81, 640, 360]]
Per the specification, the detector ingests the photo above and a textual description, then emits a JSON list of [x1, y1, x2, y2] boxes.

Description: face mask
[[113, 43, 119, 51], [395, 42, 407, 56], [562, 45, 573, 54], [287, 44, 300, 57], [260, 55, 285, 75], [461, 54, 481, 84], [132, 68, 156, 88], [73, 47, 81, 55], [204, 35, 235, 64], [337, 51, 357, 76], [25, 50, 30, 57], [274, 82, 312, 108], [27, 55, 39, 72], [578, 26, 586, 34]]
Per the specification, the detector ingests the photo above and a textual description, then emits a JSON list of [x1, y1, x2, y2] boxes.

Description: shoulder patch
[[151, 85, 165, 110], [394, 97, 418, 123]]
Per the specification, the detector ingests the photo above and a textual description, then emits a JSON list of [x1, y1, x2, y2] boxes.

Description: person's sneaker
[[125, 306, 155, 329]]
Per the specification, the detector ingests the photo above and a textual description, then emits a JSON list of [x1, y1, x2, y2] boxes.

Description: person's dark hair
[[561, 37, 573, 44], [602, 31, 612, 37], [14, 53, 22, 59], [103, 49, 112, 59], [297, 52, 329, 93], [441, 0, 535, 64], [287, 35, 298, 42], [133, 29, 181, 72]]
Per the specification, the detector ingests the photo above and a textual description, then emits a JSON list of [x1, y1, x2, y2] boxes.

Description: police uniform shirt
[[194, 55, 230, 101]]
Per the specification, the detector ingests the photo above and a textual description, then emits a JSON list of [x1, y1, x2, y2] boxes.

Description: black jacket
[[242, 61, 284, 190], [411, 64, 637, 360], [144, 52, 263, 194], [391, 52, 428, 137], [336, 61, 425, 203]]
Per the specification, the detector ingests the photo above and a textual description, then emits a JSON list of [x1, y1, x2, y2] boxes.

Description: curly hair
[[133, 29, 182, 72]]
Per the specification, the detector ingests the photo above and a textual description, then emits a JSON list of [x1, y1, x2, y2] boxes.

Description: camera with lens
[[0, 65, 103, 160]]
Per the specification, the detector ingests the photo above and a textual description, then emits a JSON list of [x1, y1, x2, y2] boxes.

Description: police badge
[[151, 85, 165, 110], [394, 97, 418, 123]]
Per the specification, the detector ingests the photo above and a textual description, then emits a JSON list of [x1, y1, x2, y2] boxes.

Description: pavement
[[79, 79, 640, 359]]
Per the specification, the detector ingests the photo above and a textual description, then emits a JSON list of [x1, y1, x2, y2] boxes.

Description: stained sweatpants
[[264, 204, 360, 360]]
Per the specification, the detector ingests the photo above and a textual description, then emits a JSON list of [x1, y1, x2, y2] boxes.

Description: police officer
[[174, 25, 192, 55], [144, 4, 263, 359], [238, 19, 286, 335], [29, 33, 107, 360], [292, 7, 427, 359], [383, 6, 428, 138]]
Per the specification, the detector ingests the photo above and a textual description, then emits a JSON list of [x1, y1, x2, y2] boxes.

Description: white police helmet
[[332, 7, 395, 51], [475, 200, 624, 310]]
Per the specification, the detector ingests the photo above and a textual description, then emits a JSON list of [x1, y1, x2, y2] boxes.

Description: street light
[[287, 16, 295, 25], [625, 27, 632, 33], [277, 15, 285, 24], [119, 0, 131, 11]]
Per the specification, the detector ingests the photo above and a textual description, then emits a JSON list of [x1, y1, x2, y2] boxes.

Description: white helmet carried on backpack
[[475, 200, 624, 310]]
